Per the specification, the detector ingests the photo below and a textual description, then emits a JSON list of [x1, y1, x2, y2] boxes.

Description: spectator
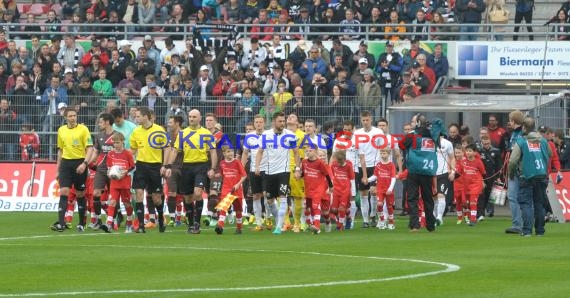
[[118, 40, 136, 66], [250, 9, 275, 41], [415, 53, 436, 93], [114, 89, 137, 121], [36, 44, 54, 76], [93, 68, 114, 101], [5, 62, 24, 94], [134, 46, 156, 84], [292, 7, 314, 40], [21, 14, 42, 41], [0, 98, 17, 160], [82, 40, 110, 68], [410, 61, 431, 94], [68, 12, 84, 40], [241, 38, 268, 72], [513, 0, 534, 40], [486, 0, 509, 41], [447, 123, 462, 146], [282, 86, 306, 119], [160, 38, 182, 66], [385, 10, 407, 41], [330, 39, 354, 71], [550, 9, 569, 40], [28, 62, 47, 97], [298, 46, 327, 81], [457, 0, 486, 40], [139, 82, 167, 125], [376, 40, 403, 103], [166, 3, 186, 40], [319, 8, 338, 40], [102, 10, 124, 40], [0, 0, 19, 21], [57, 35, 85, 71], [436, 0, 457, 22], [376, 58, 395, 106], [397, 71, 421, 101], [553, 128, 570, 169], [397, 0, 421, 23], [350, 57, 371, 84], [356, 68, 381, 117], [305, 73, 329, 121], [353, 0, 374, 21], [194, 65, 215, 110], [106, 49, 125, 86], [310, 0, 328, 23], [15, 47, 34, 74], [367, 6, 385, 39], [143, 35, 162, 76], [328, 84, 353, 123], [40, 75, 68, 135], [212, 70, 237, 127], [19, 123, 40, 161], [487, 114, 506, 150], [411, 10, 430, 40], [221, 0, 244, 24], [430, 11, 452, 40], [242, 0, 264, 24], [117, 66, 142, 97], [427, 43, 449, 82], [339, 9, 361, 40], [86, 56, 105, 84], [44, 9, 61, 39], [235, 87, 260, 129], [266, 0, 284, 21], [10, 75, 36, 126], [286, 0, 308, 20], [273, 79, 293, 110], [28, 35, 41, 62], [402, 38, 428, 71], [141, 74, 166, 99], [138, 0, 155, 32], [2, 9, 18, 38]]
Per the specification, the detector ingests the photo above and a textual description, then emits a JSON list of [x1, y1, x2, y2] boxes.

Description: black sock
[[195, 200, 204, 225], [93, 195, 101, 216], [136, 202, 145, 228], [58, 195, 68, 226], [77, 197, 86, 226], [156, 198, 165, 227], [147, 196, 156, 222], [167, 196, 176, 216], [185, 202, 195, 225]]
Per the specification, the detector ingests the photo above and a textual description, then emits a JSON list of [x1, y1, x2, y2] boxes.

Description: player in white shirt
[[255, 112, 301, 235], [331, 120, 360, 229], [354, 110, 385, 228], [434, 134, 456, 226], [241, 115, 268, 231]]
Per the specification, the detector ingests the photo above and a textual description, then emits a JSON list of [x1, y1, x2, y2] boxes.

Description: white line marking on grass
[[0, 241, 461, 297]]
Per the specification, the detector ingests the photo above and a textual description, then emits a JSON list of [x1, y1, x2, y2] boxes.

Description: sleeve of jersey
[[57, 128, 63, 149], [130, 130, 138, 149], [84, 126, 93, 147]]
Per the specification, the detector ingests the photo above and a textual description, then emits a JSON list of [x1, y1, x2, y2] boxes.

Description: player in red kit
[[370, 149, 397, 230], [297, 146, 333, 235], [329, 150, 355, 231], [105, 133, 135, 232], [215, 146, 247, 235], [462, 144, 486, 226], [453, 145, 468, 224]]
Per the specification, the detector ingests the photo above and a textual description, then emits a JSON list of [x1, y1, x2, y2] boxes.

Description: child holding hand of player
[[329, 150, 355, 231], [296, 146, 333, 234], [105, 133, 135, 233], [369, 149, 397, 230], [462, 144, 486, 226], [215, 146, 247, 235]]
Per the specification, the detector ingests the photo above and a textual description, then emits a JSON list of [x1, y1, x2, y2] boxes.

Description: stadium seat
[[27, 4, 48, 16], [50, 4, 63, 17], [17, 3, 31, 15]]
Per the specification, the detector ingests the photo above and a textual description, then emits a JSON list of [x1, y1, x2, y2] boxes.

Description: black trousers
[[407, 173, 435, 231], [513, 10, 534, 40]]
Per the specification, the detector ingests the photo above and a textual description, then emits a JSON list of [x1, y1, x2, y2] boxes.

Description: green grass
[[0, 212, 569, 297]]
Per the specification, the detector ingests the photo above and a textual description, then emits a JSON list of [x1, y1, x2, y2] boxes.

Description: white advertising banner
[[455, 41, 570, 80]]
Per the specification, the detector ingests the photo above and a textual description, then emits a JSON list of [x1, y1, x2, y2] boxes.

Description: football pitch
[[0, 212, 568, 297]]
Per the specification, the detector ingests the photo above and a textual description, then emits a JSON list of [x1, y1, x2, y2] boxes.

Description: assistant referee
[[130, 107, 170, 233], [51, 108, 93, 232]]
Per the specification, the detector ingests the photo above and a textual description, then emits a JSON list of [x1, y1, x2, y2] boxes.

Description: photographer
[[262, 64, 289, 95]]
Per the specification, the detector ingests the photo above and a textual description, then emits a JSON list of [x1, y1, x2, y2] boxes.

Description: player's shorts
[[436, 173, 451, 198], [377, 192, 395, 206], [357, 167, 375, 191], [59, 159, 88, 191], [205, 176, 222, 193], [93, 168, 110, 190], [331, 193, 350, 210], [179, 162, 208, 195], [289, 171, 305, 198], [248, 171, 265, 194], [109, 188, 131, 203], [166, 167, 182, 194], [132, 161, 163, 194], [265, 172, 290, 199]]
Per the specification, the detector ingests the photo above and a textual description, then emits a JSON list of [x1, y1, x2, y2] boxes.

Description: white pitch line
[[0, 240, 461, 297]]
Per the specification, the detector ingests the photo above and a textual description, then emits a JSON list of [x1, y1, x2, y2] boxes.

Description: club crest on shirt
[[527, 141, 541, 152]]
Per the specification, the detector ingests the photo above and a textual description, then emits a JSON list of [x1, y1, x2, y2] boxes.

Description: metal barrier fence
[[0, 94, 373, 161], [1, 21, 567, 41]]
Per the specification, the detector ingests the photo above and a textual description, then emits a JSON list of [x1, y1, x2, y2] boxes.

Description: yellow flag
[[215, 194, 237, 212]]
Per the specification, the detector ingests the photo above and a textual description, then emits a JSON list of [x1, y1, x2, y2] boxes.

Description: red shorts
[[232, 197, 243, 213], [109, 188, 131, 203], [331, 192, 350, 210], [377, 192, 395, 206]]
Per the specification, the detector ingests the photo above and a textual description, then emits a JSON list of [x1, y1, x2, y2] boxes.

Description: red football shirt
[[301, 159, 330, 200], [453, 158, 465, 193], [106, 149, 135, 189], [373, 161, 396, 193], [220, 158, 247, 198], [462, 156, 486, 195], [330, 160, 355, 199]]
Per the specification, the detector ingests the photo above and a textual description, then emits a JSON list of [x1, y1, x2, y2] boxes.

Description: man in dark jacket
[[457, 0, 486, 40]]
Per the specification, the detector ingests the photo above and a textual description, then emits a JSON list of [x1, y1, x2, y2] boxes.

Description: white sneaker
[[378, 221, 387, 230], [325, 223, 332, 233], [125, 225, 134, 233], [478, 216, 485, 222], [387, 224, 395, 230]]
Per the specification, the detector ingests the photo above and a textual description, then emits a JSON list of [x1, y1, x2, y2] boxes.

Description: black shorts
[[205, 176, 222, 193], [166, 167, 182, 194], [248, 171, 265, 194], [59, 159, 88, 191], [179, 162, 209, 195], [357, 167, 375, 191], [132, 162, 163, 194], [265, 172, 290, 199], [436, 173, 451, 198], [93, 168, 110, 190]]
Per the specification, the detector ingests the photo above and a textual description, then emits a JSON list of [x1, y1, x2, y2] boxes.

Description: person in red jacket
[[81, 39, 110, 67], [212, 70, 236, 128], [19, 124, 40, 160]]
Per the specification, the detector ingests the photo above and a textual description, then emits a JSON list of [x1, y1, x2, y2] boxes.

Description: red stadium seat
[[27, 4, 48, 16]]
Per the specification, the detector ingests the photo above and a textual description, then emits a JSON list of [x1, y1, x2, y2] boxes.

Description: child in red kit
[[215, 146, 247, 235], [453, 145, 468, 224], [370, 149, 397, 230], [329, 150, 355, 231], [105, 133, 135, 233], [462, 144, 486, 226], [297, 146, 333, 234]]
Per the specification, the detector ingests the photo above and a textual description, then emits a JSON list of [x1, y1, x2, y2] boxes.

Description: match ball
[[107, 165, 125, 180]]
